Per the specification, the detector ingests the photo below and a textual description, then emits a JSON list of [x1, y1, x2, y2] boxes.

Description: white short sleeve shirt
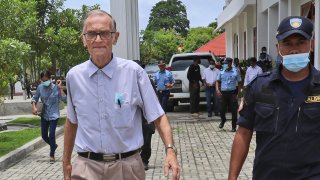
[[66, 57, 164, 154]]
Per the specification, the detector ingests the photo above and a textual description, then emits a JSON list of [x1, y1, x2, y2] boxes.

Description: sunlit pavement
[[0, 105, 256, 180]]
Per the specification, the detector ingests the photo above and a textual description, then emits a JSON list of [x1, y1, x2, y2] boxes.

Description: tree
[[183, 27, 215, 52], [146, 0, 189, 37], [140, 29, 182, 64], [0, 39, 31, 100]]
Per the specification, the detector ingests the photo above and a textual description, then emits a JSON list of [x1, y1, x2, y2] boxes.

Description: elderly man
[[229, 16, 319, 180], [63, 10, 180, 180]]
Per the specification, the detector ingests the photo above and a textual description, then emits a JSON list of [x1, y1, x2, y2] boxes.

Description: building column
[[225, 23, 233, 58], [268, 5, 279, 60], [246, 6, 254, 58], [110, 0, 140, 60], [238, 15, 245, 60]]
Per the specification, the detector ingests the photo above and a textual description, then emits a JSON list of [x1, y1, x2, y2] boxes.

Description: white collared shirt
[[66, 57, 164, 154], [202, 67, 220, 86], [244, 65, 263, 86]]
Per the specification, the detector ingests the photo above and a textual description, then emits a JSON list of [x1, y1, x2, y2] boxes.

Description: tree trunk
[[10, 83, 14, 99]]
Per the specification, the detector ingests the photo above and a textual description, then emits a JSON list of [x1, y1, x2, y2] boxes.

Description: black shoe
[[219, 122, 225, 129], [215, 113, 220, 116], [143, 162, 149, 170], [208, 113, 212, 117], [49, 157, 55, 164], [231, 128, 236, 132]]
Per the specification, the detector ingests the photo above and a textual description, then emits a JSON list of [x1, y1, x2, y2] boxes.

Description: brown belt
[[78, 149, 139, 162]]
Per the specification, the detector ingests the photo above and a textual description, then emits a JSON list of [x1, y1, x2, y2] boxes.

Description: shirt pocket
[[112, 103, 133, 129], [254, 102, 276, 133], [301, 104, 320, 134]]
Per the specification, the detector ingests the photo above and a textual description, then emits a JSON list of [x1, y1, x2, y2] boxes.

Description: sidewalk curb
[[0, 125, 65, 171]]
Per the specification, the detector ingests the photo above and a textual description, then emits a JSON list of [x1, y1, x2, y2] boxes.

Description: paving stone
[[0, 112, 255, 179]]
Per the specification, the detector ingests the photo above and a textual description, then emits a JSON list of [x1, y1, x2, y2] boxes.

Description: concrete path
[[0, 111, 256, 180]]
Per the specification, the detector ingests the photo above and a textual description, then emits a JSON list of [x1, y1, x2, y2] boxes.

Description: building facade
[[217, 0, 319, 69]]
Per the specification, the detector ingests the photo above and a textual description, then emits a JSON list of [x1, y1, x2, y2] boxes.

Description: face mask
[[222, 64, 228, 70], [281, 53, 310, 72], [209, 65, 214, 69], [42, 80, 51, 87]]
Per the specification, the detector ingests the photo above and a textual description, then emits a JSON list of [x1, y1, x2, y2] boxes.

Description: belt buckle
[[103, 154, 116, 162], [159, 90, 162, 93]]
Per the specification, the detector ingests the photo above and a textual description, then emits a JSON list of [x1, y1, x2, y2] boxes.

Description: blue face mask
[[42, 80, 51, 87], [222, 64, 228, 70], [282, 53, 310, 72]]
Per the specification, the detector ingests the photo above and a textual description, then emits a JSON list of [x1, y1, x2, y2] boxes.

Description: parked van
[[166, 52, 218, 111]]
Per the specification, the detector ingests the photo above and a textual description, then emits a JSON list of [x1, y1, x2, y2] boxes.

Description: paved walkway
[[0, 111, 256, 180]]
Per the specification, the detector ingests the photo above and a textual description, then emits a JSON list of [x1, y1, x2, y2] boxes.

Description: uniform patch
[[305, 96, 320, 103], [290, 18, 302, 28]]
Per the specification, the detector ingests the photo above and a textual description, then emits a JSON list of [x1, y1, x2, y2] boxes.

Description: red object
[[166, 66, 172, 71], [195, 32, 226, 57]]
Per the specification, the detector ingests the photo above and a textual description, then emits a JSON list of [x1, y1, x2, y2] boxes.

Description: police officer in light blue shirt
[[216, 58, 241, 132], [154, 60, 175, 112]]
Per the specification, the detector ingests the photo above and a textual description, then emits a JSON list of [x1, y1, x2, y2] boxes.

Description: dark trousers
[[41, 118, 58, 157], [157, 90, 170, 112], [219, 91, 238, 129], [189, 82, 200, 113], [26, 87, 33, 98], [140, 123, 154, 164], [205, 86, 219, 115]]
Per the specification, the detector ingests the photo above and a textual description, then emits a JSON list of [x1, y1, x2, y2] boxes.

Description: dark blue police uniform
[[238, 65, 320, 179]]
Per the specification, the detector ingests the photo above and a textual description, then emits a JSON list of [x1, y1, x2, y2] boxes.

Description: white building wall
[[219, 0, 319, 69], [279, 0, 289, 21]]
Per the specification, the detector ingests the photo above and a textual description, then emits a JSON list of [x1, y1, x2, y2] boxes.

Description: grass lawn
[[0, 116, 66, 157], [8, 116, 66, 126], [0, 128, 40, 157]]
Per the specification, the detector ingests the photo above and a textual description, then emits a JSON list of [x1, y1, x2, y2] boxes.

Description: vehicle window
[[145, 64, 159, 74], [171, 55, 212, 71]]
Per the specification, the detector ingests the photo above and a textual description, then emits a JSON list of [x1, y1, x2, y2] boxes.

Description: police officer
[[229, 16, 319, 179], [154, 60, 175, 112], [216, 57, 241, 132]]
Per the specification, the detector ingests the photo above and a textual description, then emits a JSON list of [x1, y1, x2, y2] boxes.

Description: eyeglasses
[[83, 31, 116, 40]]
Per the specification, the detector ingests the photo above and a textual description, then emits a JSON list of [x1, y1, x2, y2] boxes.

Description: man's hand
[[63, 161, 72, 180], [164, 149, 180, 180]]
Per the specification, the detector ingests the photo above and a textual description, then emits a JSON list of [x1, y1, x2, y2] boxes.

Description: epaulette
[[257, 71, 272, 77]]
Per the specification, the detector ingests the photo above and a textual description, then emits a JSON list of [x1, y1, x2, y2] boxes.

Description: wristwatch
[[165, 144, 177, 154]]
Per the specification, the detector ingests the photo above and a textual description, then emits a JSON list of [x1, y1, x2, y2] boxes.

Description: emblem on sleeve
[[305, 96, 320, 103]]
